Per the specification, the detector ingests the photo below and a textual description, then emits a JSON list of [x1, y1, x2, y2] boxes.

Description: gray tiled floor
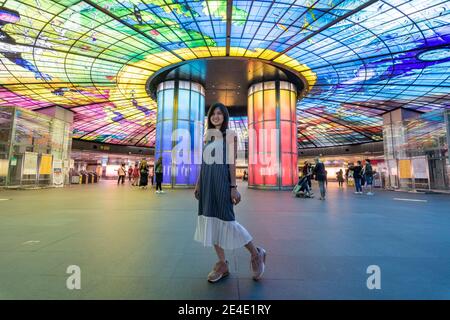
[[1, 180, 450, 299]]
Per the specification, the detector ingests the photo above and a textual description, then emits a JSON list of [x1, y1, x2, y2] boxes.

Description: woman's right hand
[[194, 185, 200, 200]]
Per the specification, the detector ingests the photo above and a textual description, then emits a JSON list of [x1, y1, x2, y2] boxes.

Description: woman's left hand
[[231, 188, 241, 205]]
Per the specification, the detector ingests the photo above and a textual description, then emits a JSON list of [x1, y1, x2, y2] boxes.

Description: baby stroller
[[293, 175, 313, 198]]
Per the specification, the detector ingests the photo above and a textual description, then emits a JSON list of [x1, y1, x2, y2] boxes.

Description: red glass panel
[[281, 153, 292, 186], [254, 163, 263, 184], [292, 122, 297, 152], [281, 121, 291, 153]]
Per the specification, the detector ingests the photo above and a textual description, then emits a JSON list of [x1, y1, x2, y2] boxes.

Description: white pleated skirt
[[194, 215, 253, 250]]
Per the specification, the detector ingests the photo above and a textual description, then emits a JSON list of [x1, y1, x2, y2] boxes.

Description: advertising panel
[[53, 159, 63, 187], [23, 152, 38, 175], [39, 154, 53, 175]]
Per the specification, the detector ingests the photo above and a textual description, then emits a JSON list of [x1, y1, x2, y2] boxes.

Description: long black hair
[[206, 102, 229, 133]]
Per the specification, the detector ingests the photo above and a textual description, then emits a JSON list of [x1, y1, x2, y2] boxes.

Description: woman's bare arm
[[228, 134, 237, 186], [228, 132, 241, 204]]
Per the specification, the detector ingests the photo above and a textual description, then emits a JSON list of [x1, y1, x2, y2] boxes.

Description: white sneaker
[[367, 192, 374, 196], [251, 247, 266, 281], [156, 190, 160, 194]]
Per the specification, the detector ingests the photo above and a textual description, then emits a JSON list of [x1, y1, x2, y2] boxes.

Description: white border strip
[[394, 198, 428, 202]]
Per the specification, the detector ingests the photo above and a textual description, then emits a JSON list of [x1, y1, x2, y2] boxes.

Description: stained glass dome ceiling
[[0, 0, 449, 148]]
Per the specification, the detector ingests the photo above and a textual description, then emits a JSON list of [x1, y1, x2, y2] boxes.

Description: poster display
[[412, 157, 429, 179], [53, 159, 63, 187], [388, 160, 398, 176], [0, 159, 8, 177], [39, 154, 53, 175], [23, 152, 38, 175], [399, 159, 412, 179]]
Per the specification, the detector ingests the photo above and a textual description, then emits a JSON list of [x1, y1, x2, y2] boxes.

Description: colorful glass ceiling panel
[[0, 0, 449, 147]]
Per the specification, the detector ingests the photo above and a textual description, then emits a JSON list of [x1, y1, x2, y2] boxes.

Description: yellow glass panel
[[247, 93, 254, 125], [280, 90, 291, 121], [263, 89, 276, 121], [253, 91, 263, 124]]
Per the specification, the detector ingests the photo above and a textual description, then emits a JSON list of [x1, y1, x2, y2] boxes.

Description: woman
[[127, 166, 133, 182], [302, 161, 312, 188], [132, 164, 140, 186], [117, 163, 126, 185], [139, 160, 149, 189], [313, 157, 327, 200], [353, 161, 363, 194], [154, 157, 164, 194], [336, 169, 344, 188], [194, 102, 266, 283]]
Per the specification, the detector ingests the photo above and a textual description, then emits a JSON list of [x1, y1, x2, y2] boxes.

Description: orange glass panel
[[280, 90, 291, 121], [254, 91, 263, 123], [248, 94, 254, 125], [263, 89, 276, 121]]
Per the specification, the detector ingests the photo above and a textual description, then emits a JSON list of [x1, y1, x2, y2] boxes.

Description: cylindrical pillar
[[247, 80, 298, 189], [155, 80, 205, 187]]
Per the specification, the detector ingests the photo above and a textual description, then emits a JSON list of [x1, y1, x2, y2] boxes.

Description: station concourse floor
[[0, 180, 449, 300]]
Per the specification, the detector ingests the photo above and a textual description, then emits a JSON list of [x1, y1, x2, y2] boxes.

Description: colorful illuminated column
[[155, 80, 205, 188], [248, 81, 298, 189]]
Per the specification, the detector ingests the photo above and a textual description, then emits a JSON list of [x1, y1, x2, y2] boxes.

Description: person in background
[[127, 165, 133, 182], [360, 167, 366, 191], [313, 157, 327, 200], [132, 164, 140, 186], [117, 163, 126, 185], [150, 169, 154, 188], [139, 160, 149, 189], [353, 160, 363, 194], [155, 157, 164, 194], [363, 159, 374, 195], [302, 161, 312, 188], [242, 170, 248, 181], [336, 169, 344, 188]]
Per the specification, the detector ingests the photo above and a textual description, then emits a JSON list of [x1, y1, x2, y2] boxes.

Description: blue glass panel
[[178, 89, 191, 120]]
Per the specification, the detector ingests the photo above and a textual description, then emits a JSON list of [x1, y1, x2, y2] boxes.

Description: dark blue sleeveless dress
[[194, 135, 252, 250]]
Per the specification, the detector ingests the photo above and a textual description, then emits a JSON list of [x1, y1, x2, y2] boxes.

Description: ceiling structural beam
[[78, 110, 145, 139], [300, 109, 378, 141], [271, 0, 380, 61], [304, 96, 389, 112], [308, 42, 450, 72], [83, 0, 185, 62], [226, 0, 233, 56], [298, 130, 318, 148], [134, 126, 156, 146], [181, 0, 213, 57]]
